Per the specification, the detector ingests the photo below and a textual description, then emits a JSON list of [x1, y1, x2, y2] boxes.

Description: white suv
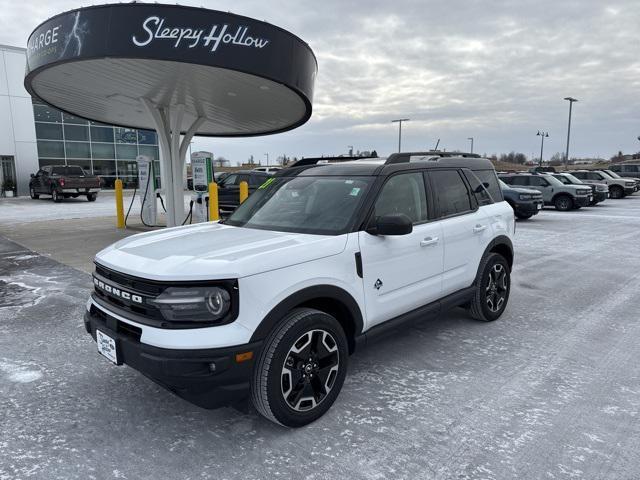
[[85, 153, 515, 427]]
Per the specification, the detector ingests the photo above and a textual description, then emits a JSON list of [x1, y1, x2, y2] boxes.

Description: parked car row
[[497, 167, 639, 219]]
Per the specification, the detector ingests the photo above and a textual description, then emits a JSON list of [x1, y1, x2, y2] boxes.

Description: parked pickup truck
[[30, 165, 101, 202]]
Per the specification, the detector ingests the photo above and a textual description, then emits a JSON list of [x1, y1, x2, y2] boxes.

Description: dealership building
[[0, 44, 158, 196]]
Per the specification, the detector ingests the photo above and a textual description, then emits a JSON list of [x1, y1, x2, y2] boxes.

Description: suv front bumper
[[575, 195, 592, 207], [84, 305, 261, 409], [514, 199, 543, 216]]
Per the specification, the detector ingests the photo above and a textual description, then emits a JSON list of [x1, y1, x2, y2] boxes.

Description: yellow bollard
[[115, 178, 125, 229], [239, 180, 249, 204], [208, 182, 219, 221]]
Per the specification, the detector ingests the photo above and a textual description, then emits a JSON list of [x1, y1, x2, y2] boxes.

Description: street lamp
[[563, 97, 578, 169], [467, 137, 474, 154], [391, 118, 410, 152], [536, 131, 549, 166]]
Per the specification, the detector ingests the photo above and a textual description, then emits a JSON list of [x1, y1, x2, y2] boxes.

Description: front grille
[[90, 304, 142, 342]]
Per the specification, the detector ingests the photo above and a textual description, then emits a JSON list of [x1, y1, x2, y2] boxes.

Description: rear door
[[358, 171, 444, 328], [428, 169, 493, 296]]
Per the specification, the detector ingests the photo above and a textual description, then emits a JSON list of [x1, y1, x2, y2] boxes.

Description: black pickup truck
[[30, 165, 101, 202]]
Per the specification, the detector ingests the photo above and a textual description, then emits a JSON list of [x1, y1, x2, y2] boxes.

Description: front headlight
[[150, 286, 231, 322], [626, 182, 635, 187], [577, 189, 591, 195], [519, 194, 532, 200]]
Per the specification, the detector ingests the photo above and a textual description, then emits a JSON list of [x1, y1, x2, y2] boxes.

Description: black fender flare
[[473, 235, 514, 285], [249, 284, 364, 344]]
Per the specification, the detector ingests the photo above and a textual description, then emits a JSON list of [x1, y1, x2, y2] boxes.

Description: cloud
[[2, 0, 639, 161]]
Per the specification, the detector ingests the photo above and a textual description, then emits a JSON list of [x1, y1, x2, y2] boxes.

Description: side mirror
[[367, 213, 413, 236], [30, 173, 35, 178]]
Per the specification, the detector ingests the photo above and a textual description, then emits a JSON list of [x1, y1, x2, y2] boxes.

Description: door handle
[[473, 224, 488, 233], [420, 236, 439, 247]]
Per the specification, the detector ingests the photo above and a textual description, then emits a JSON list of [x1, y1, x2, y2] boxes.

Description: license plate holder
[[96, 330, 119, 365]]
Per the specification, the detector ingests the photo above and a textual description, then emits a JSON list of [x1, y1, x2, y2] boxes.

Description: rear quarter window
[[473, 169, 503, 202]]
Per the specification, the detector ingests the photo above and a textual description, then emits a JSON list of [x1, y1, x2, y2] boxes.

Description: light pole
[[537, 131, 549, 166], [564, 97, 578, 169], [391, 118, 410, 152], [264, 153, 269, 166], [467, 137, 474, 154]]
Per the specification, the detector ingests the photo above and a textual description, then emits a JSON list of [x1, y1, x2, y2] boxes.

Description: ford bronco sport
[[499, 172, 592, 211], [569, 170, 636, 199], [85, 153, 515, 427]]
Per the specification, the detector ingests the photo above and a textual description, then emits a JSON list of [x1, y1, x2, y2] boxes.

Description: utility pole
[[467, 137, 474, 154], [564, 97, 578, 169], [391, 118, 410, 152], [537, 131, 549, 166]]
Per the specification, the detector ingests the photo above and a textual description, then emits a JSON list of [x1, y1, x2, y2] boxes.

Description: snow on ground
[[0, 197, 640, 479], [0, 192, 194, 225]]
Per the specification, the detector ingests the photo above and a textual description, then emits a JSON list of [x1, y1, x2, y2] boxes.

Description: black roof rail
[[385, 151, 481, 164], [287, 155, 377, 168]]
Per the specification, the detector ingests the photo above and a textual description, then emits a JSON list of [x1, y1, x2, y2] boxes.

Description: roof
[[277, 154, 496, 177]]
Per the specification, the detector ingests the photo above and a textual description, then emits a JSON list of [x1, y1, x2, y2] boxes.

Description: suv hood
[[95, 223, 348, 281], [505, 186, 541, 195]]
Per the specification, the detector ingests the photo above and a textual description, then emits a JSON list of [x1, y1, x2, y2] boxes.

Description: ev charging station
[[190, 151, 215, 223], [136, 155, 158, 226], [24, 3, 317, 227]]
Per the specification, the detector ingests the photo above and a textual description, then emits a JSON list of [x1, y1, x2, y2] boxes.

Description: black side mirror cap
[[367, 213, 413, 236], [30, 173, 35, 178]]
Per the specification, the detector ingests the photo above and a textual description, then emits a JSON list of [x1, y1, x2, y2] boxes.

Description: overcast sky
[[2, 0, 639, 163]]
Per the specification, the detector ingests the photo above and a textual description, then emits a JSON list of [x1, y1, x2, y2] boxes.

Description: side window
[[589, 172, 602, 180], [610, 165, 620, 172], [510, 176, 528, 186], [462, 170, 492, 206], [430, 169, 473, 218], [474, 169, 503, 202], [222, 174, 238, 185], [248, 175, 264, 186], [373, 172, 428, 224], [43, 167, 51, 175], [624, 165, 639, 173], [529, 176, 549, 187]]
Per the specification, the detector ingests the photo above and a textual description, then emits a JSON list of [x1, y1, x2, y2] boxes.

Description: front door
[[358, 172, 444, 329]]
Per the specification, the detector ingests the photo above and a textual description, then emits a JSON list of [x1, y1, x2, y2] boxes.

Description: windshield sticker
[[350, 187, 361, 196], [258, 178, 275, 189], [345, 180, 354, 184]]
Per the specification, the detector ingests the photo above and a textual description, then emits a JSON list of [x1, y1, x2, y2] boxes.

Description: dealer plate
[[96, 330, 118, 364]]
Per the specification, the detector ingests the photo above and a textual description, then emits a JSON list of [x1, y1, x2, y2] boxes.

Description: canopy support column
[[142, 99, 206, 227]]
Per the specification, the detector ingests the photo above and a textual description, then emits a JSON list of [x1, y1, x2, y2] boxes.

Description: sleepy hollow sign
[[24, 3, 317, 137]]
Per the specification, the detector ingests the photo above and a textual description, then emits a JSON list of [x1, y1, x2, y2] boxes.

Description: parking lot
[[1, 196, 640, 479]]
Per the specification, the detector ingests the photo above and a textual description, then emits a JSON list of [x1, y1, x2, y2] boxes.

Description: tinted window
[[52, 166, 85, 175], [588, 172, 603, 180], [374, 172, 428, 224], [430, 170, 472, 217], [623, 165, 639, 173], [474, 169, 503, 202], [509, 176, 528, 186], [529, 176, 549, 187], [554, 175, 571, 185], [249, 175, 266, 186], [463, 170, 492, 206]]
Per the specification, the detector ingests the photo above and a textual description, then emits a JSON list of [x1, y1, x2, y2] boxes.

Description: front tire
[[29, 187, 39, 199], [87, 193, 97, 202], [51, 188, 62, 203], [252, 308, 348, 428], [469, 253, 511, 322], [554, 194, 573, 211]]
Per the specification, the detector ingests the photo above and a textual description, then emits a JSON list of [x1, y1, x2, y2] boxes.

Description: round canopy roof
[[24, 3, 317, 137]]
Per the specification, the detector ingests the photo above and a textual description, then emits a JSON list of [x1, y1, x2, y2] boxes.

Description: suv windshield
[[554, 175, 571, 185], [225, 175, 373, 235], [603, 170, 622, 178], [51, 166, 85, 175]]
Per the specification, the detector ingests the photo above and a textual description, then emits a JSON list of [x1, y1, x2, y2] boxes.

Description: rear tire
[[610, 185, 624, 199], [51, 188, 62, 203], [252, 308, 348, 428], [87, 193, 97, 202], [29, 187, 39, 199], [554, 194, 573, 211], [469, 253, 511, 322], [515, 212, 532, 220]]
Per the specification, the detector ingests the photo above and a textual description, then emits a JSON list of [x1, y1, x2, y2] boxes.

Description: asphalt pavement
[[1, 196, 640, 479]]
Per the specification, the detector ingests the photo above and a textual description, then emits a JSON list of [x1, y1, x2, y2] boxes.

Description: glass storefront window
[[90, 126, 115, 143], [116, 144, 138, 160], [64, 124, 89, 141], [91, 143, 115, 159], [115, 127, 139, 144], [138, 130, 158, 145], [33, 104, 62, 122], [62, 112, 89, 125], [35, 122, 63, 140], [65, 142, 91, 159], [92, 160, 117, 176], [117, 161, 139, 177], [138, 145, 159, 160], [37, 140, 65, 158], [66, 159, 92, 172], [38, 158, 66, 167]]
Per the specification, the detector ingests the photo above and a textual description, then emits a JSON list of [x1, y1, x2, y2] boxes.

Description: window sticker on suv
[[258, 177, 275, 189]]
